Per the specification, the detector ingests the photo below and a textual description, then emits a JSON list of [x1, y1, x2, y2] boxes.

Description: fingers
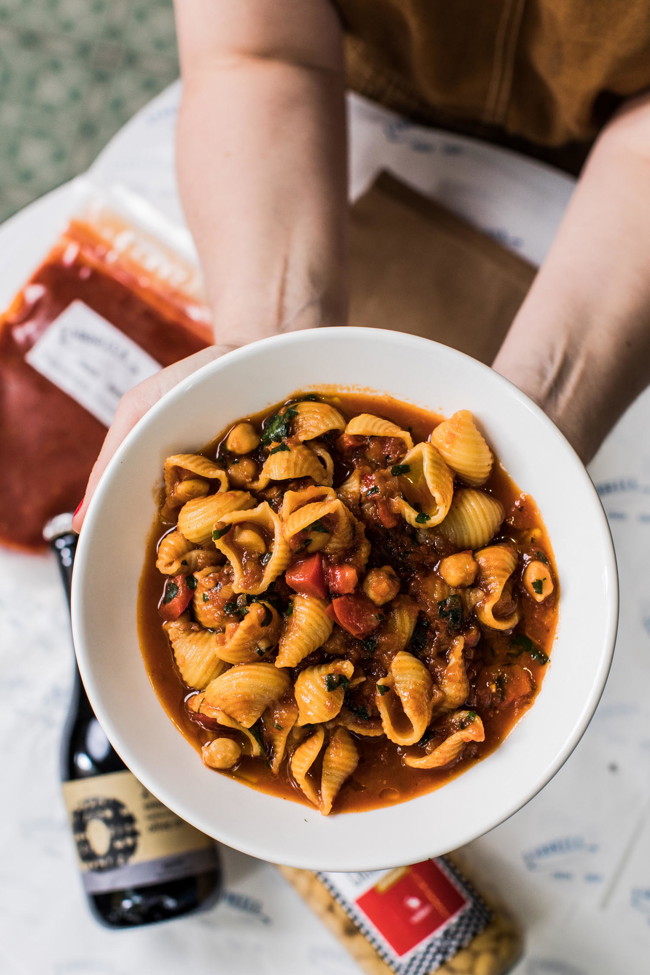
[[72, 344, 236, 532]]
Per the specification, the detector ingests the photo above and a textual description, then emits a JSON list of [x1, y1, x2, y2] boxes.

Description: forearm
[[493, 96, 650, 463], [174, 0, 347, 347]]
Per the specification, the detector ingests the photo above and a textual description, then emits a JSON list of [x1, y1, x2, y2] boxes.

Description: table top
[[2, 84, 649, 975]]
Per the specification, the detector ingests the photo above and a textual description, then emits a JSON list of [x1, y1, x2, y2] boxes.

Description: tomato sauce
[[0, 218, 211, 550]]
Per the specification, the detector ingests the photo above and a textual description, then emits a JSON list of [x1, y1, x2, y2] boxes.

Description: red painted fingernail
[[73, 498, 84, 518]]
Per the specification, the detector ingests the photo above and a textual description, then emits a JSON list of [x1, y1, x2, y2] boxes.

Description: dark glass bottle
[[45, 514, 221, 928]]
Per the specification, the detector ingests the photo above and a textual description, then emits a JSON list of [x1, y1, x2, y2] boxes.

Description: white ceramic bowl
[[72, 327, 618, 871]]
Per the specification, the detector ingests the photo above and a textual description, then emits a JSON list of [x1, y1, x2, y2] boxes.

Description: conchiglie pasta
[[261, 697, 299, 774], [292, 400, 346, 441], [384, 595, 420, 652], [392, 442, 454, 528], [345, 413, 413, 449], [294, 659, 355, 726], [163, 453, 229, 509], [438, 636, 469, 710], [375, 651, 435, 747], [214, 501, 290, 595], [155, 530, 195, 575], [202, 662, 290, 727], [320, 728, 359, 815], [163, 616, 228, 690], [177, 490, 255, 546], [275, 594, 333, 668], [283, 498, 355, 556], [437, 488, 505, 549], [217, 600, 281, 664], [253, 444, 331, 490], [290, 727, 325, 806], [474, 544, 520, 630], [430, 410, 493, 486], [404, 711, 485, 769]]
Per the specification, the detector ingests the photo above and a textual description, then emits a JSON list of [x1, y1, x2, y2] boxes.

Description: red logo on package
[[355, 860, 469, 957]]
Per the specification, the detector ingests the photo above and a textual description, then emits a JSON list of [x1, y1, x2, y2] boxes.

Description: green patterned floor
[[0, 0, 178, 222]]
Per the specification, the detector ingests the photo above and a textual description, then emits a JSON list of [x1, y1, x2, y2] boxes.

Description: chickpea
[[227, 456, 258, 487], [523, 560, 554, 602], [233, 525, 267, 554], [362, 566, 400, 606], [202, 737, 242, 770], [439, 551, 478, 588], [226, 421, 260, 455]]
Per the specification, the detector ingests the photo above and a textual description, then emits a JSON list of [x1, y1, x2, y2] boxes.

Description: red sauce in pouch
[[0, 210, 211, 550]]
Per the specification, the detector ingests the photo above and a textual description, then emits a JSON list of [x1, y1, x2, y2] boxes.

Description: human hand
[[72, 344, 236, 532]]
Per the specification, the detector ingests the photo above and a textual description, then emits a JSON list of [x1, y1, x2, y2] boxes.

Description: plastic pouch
[[0, 188, 212, 550]]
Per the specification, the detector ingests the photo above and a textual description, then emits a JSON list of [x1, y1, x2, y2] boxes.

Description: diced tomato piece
[[375, 498, 399, 528], [331, 593, 382, 638], [325, 563, 359, 595], [285, 554, 327, 599], [336, 433, 365, 452], [158, 574, 193, 621], [476, 664, 535, 711]]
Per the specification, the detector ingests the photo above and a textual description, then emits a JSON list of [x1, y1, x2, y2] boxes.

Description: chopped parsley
[[325, 673, 350, 692], [224, 600, 248, 619], [283, 602, 294, 618], [163, 582, 179, 604], [415, 512, 431, 524], [269, 442, 290, 455], [416, 728, 435, 748], [212, 525, 231, 541], [273, 722, 284, 731], [534, 550, 549, 565], [260, 552, 272, 566], [255, 647, 265, 657], [361, 636, 377, 654], [532, 578, 545, 595], [366, 486, 380, 497], [377, 684, 390, 696], [438, 595, 463, 631], [202, 592, 210, 603], [310, 520, 329, 533], [186, 575, 197, 590], [391, 464, 411, 477], [509, 633, 549, 664], [260, 406, 297, 446], [347, 702, 370, 721]]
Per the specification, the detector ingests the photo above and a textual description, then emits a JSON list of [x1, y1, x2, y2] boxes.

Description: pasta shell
[[275, 594, 333, 668], [217, 600, 281, 664], [404, 710, 485, 768], [214, 502, 291, 595], [253, 444, 330, 490], [320, 728, 359, 815], [310, 443, 335, 487], [163, 615, 228, 690], [439, 636, 469, 710], [292, 400, 346, 441], [345, 413, 413, 449], [290, 727, 325, 806], [261, 697, 299, 774], [384, 595, 420, 652], [187, 697, 263, 757], [156, 529, 195, 575], [178, 490, 255, 546], [294, 660, 355, 726], [393, 443, 453, 528], [375, 651, 435, 746], [283, 498, 355, 556], [430, 411, 493, 486], [202, 663, 290, 728], [474, 544, 520, 630], [280, 485, 336, 521], [163, 453, 229, 509], [437, 488, 504, 549], [192, 567, 233, 629]]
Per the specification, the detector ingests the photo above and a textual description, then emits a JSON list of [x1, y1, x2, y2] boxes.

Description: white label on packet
[[25, 300, 160, 427]]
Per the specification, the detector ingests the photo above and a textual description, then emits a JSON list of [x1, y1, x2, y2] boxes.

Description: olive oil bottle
[[46, 514, 222, 927]]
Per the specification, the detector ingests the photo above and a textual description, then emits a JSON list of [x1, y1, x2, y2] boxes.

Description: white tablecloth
[[1, 85, 649, 975]]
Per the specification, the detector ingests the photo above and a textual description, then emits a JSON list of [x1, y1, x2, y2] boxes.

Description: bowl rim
[[72, 327, 619, 870]]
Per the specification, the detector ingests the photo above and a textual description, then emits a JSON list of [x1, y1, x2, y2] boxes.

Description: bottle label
[[62, 770, 217, 894], [318, 858, 492, 974], [25, 300, 160, 427]]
